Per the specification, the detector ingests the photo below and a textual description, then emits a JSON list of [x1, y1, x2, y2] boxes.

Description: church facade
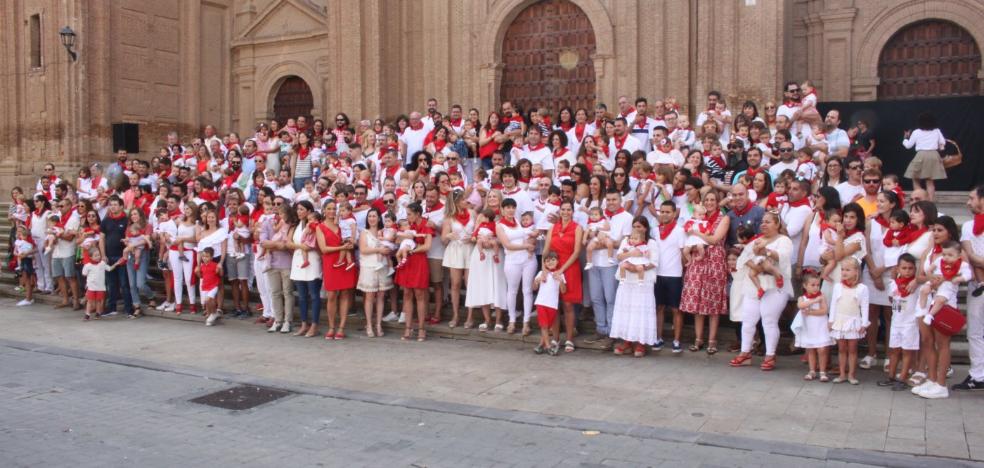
[[2, 0, 982, 187]]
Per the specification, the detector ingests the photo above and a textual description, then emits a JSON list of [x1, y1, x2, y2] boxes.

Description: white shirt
[[533, 269, 565, 310], [590, 211, 633, 266], [501, 187, 534, 218], [520, 145, 554, 172], [769, 160, 798, 180], [607, 135, 641, 170], [82, 261, 115, 292], [52, 211, 80, 259], [655, 223, 685, 277], [647, 149, 684, 168], [780, 203, 813, 261], [423, 204, 445, 259], [835, 181, 865, 206], [777, 103, 798, 122], [628, 117, 658, 152], [274, 184, 297, 201], [903, 129, 945, 151], [826, 128, 851, 156], [399, 126, 430, 164]]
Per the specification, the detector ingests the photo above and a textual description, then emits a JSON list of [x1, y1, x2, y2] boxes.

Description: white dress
[[464, 238, 507, 309], [862, 221, 891, 306], [609, 239, 660, 345], [820, 231, 867, 302], [796, 296, 833, 349], [442, 214, 474, 269], [829, 283, 870, 340]]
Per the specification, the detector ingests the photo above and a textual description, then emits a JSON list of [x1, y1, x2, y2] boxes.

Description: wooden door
[[500, 0, 597, 116], [878, 20, 981, 100], [273, 76, 314, 125]]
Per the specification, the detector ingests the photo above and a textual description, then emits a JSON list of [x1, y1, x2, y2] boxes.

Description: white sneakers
[[858, 355, 876, 369], [382, 311, 399, 322], [155, 302, 168, 311], [162, 302, 176, 312], [16, 299, 33, 306], [205, 312, 220, 326], [912, 381, 949, 399], [583, 262, 594, 271], [398, 312, 406, 324], [267, 322, 280, 333], [280, 321, 291, 333]]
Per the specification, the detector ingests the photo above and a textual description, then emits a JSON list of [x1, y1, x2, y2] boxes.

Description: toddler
[[536, 187, 561, 235], [919, 241, 970, 324], [334, 202, 357, 270], [682, 204, 709, 264], [299, 212, 323, 269], [881, 174, 905, 209], [229, 205, 251, 259], [793, 274, 831, 382], [395, 219, 420, 268], [828, 258, 870, 385], [617, 229, 651, 283], [196, 247, 223, 326], [796, 149, 817, 182], [520, 212, 538, 259], [818, 209, 842, 281], [764, 178, 789, 213], [532, 252, 566, 356], [796, 80, 823, 135], [81, 250, 126, 320], [470, 209, 499, 264], [254, 210, 277, 273], [583, 207, 615, 270], [14, 227, 36, 306], [122, 222, 147, 269], [43, 215, 62, 255], [377, 212, 399, 273], [882, 209, 921, 276], [878, 253, 919, 391]]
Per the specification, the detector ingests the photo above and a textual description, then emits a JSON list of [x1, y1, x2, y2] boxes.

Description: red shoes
[[729, 354, 752, 367]]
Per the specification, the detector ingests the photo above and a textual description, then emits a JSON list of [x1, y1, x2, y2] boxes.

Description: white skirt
[[464, 247, 507, 309], [609, 280, 659, 345], [442, 239, 473, 270], [799, 315, 834, 348]]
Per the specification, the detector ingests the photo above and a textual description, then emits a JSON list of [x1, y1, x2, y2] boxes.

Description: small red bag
[[932, 305, 967, 336]]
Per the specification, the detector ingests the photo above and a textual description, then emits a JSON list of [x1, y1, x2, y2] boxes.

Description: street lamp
[[59, 26, 77, 61]]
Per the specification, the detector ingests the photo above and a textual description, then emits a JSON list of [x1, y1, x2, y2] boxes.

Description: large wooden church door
[[878, 20, 981, 100], [273, 76, 314, 125], [499, 0, 597, 115]]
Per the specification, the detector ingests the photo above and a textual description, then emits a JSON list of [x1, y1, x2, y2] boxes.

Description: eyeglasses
[[764, 105, 776, 109], [788, 88, 800, 93], [863, 179, 881, 184], [383, 199, 395, 205], [848, 165, 862, 170]]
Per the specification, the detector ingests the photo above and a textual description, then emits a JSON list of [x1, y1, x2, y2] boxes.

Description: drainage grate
[[190, 385, 291, 410]]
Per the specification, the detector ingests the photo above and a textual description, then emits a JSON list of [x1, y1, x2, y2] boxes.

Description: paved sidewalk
[[0, 298, 982, 463]]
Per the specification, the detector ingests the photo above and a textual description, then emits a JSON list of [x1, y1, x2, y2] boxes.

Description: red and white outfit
[[606, 133, 641, 171]]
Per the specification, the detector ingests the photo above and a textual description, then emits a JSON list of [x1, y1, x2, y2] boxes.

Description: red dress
[[549, 220, 582, 303], [679, 213, 729, 315], [319, 224, 358, 291], [394, 220, 432, 289]]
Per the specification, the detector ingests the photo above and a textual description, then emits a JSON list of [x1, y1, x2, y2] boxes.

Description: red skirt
[[322, 252, 358, 291], [395, 252, 429, 289], [560, 258, 583, 304]]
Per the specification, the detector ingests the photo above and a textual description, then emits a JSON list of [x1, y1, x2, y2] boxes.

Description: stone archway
[[272, 76, 314, 126], [878, 20, 981, 99], [498, 0, 597, 115]]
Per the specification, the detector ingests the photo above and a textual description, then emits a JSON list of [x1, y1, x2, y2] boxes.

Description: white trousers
[[504, 259, 537, 323], [254, 254, 273, 317], [741, 290, 790, 355], [32, 236, 52, 292], [169, 249, 196, 307], [968, 281, 984, 381]]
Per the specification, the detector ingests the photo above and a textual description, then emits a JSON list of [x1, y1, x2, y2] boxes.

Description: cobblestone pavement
[[0, 299, 982, 466]]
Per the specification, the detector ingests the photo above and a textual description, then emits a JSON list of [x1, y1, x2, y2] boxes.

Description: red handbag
[[931, 305, 966, 336]]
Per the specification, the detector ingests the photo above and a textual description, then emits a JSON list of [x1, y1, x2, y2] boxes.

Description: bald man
[[726, 183, 765, 246]]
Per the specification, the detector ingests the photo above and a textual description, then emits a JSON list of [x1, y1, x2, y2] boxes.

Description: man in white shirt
[[628, 97, 659, 152], [616, 95, 636, 121], [822, 110, 851, 158], [647, 136, 684, 169], [695, 90, 732, 143], [519, 126, 554, 176], [957, 186, 984, 391], [399, 112, 430, 166], [584, 190, 634, 346], [607, 118, 641, 171], [499, 167, 533, 216], [420, 98, 439, 130], [423, 185, 446, 321], [776, 81, 801, 124], [51, 198, 81, 310], [836, 156, 866, 205], [585, 103, 608, 136], [273, 169, 297, 201], [655, 200, 685, 351], [769, 141, 798, 180], [780, 179, 813, 269]]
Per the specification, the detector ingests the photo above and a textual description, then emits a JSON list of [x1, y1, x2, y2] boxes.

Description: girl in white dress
[[609, 217, 660, 357], [793, 274, 832, 382], [828, 258, 870, 385]]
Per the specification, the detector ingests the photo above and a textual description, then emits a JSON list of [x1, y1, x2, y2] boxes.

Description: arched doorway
[[272, 76, 314, 125], [878, 20, 981, 100], [499, 0, 596, 116]]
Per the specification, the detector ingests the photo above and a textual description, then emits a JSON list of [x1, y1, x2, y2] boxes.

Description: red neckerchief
[[168, 209, 182, 220], [707, 153, 726, 169], [873, 215, 890, 229], [803, 291, 823, 299], [613, 134, 630, 151], [499, 216, 518, 228], [673, 188, 685, 197], [892, 186, 906, 209], [526, 143, 545, 152], [883, 225, 925, 247], [473, 221, 497, 237], [491, 183, 503, 190], [449, 118, 462, 128], [941, 259, 963, 280], [385, 165, 401, 177], [33, 206, 46, 218], [298, 146, 310, 160], [409, 121, 423, 131], [705, 209, 721, 229], [787, 196, 811, 209], [732, 201, 753, 217], [518, 176, 531, 185], [556, 171, 570, 180], [628, 236, 647, 247], [974, 213, 984, 236], [325, 144, 338, 153], [783, 100, 800, 107], [547, 198, 561, 207], [559, 122, 573, 132], [446, 164, 459, 174], [844, 228, 861, 238], [553, 147, 567, 158], [433, 139, 447, 152], [619, 107, 636, 119], [932, 243, 943, 255], [635, 116, 648, 129], [658, 220, 677, 240], [425, 201, 444, 214], [895, 276, 915, 297], [454, 210, 470, 226], [841, 279, 856, 288], [250, 206, 265, 224], [91, 176, 102, 189], [55, 209, 76, 229], [502, 186, 521, 196], [224, 170, 243, 187], [604, 208, 625, 218], [746, 166, 761, 178]]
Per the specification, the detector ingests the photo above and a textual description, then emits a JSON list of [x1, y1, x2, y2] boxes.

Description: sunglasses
[[383, 200, 395, 204], [848, 165, 862, 170], [788, 88, 800, 93], [778, 148, 793, 152], [863, 179, 881, 184]]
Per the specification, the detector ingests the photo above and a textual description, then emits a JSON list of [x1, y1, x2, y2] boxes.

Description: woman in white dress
[[357, 208, 394, 337], [860, 190, 901, 370], [797, 186, 841, 276], [441, 191, 474, 328], [609, 217, 660, 357], [820, 203, 868, 301], [287, 200, 323, 338], [729, 211, 794, 370], [464, 192, 508, 331], [496, 198, 538, 335]]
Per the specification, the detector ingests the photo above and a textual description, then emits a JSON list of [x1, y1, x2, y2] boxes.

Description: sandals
[[564, 341, 575, 353], [334, 331, 346, 340], [729, 354, 752, 367], [706, 341, 718, 355], [613, 342, 633, 355], [417, 330, 427, 342], [804, 371, 816, 381], [448, 319, 458, 329], [401, 329, 413, 341], [478, 323, 489, 332], [367, 327, 375, 338], [633, 343, 646, 358], [819, 372, 830, 383], [760, 357, 776, 371], [522, 323, 531, 336], [494, 323, 504, 332], [324, 330, 336, 340], [689, 340, 704, 352], [463, 321, 474, 329], [506, 322, 516, 334]]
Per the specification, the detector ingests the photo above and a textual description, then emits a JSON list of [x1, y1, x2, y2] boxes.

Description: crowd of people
[[6, 83, 984, 400]]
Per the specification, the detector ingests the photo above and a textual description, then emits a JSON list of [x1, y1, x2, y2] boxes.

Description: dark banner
[[818, 96, 984, 191]]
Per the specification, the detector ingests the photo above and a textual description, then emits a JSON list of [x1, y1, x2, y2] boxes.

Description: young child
[[14, 227, 36, 306], [536, 186, 562, 236], [819, 209, 842, 281], [796, 80, 823, 135], [878, 253, 919, 391], [299, 212, 323, 269], [467, 167, 489, 209], [828, 258, 870, 385], [794, 274, 831, 382], [617, 228, 652, 283], [583, 207, 615, 270], [42, 215, 62, 255], [394, 218, 421, 268], [882, 209, 921, 277], [881, 174, 905, 209], [334, 202, 357, 270], [469, 209, 499, 264], [796, 149, 817, 182], [79, 222, 101, 263], [196, 247, 223, 326], [532, 252, 566, 356], [519, 211, 538, 260], [81, 250, 126, 320], [229, 205, 252, 259], [682, 204, 709, 264], [123, 222, 147, 269], [377, 212, 398, 273], [554, 160, 572, 185], [919, 241, 970, 323], [764, 178, 789, 213]]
